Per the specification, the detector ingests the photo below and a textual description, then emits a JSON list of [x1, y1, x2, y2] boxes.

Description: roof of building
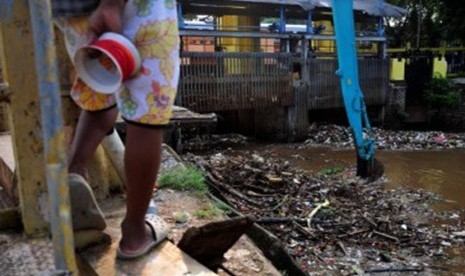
[[310, 0, 406, 17], [179, 0, 407, 18]]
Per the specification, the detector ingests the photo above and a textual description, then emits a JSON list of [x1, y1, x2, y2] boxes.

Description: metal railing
[[178, 52, 294, 112], [178, 52, 388, 112], [307, 57, 388, 110], [388, 46, 465, 77]]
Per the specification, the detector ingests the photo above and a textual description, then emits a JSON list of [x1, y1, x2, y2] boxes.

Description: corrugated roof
[[180, 0, 407, 18], [309, 0, 406, 17], [192, 0, 314, 10]]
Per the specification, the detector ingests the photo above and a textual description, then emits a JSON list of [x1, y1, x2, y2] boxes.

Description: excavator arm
[[330, 0, 384, 181]]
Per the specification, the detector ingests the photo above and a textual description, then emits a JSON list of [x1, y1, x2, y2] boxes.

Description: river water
[[237, 145, 465, 209]]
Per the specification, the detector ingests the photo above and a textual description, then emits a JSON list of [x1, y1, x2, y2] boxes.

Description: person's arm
[[88, 0, 126, 43]]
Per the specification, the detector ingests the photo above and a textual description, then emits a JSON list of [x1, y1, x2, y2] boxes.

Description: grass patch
[[319, 166, 344, 176], [158, 166, 207, 195], [194, 204, 223, 219], [214, 201, 232, 213]]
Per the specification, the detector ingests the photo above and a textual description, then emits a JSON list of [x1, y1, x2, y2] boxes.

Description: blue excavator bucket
[[330, 0, 384, 181]]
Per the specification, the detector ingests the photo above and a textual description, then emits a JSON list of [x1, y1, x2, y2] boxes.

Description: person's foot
[[117, 214, 170, 259], [119, 219, 153, 254], [68, 173, 107, 231]]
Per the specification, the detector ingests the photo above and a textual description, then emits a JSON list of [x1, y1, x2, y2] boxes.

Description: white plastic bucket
[[74, 32, 141, 94]]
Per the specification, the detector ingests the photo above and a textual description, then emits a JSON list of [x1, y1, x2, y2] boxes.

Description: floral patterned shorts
[[60, 0, 180, 126]]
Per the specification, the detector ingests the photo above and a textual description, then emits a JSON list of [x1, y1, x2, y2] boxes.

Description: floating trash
[[302, 123, 465, 151]]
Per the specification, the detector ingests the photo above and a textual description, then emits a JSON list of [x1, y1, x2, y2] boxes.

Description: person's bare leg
[[69, 106, 118, 177], [119, 124, 163, 253], [67, 106, 118, 231]]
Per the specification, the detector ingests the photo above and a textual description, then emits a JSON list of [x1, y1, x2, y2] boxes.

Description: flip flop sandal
[[68, 173, 107, 231], [117, 204, 170, 260], [147, 200, 159, 215]]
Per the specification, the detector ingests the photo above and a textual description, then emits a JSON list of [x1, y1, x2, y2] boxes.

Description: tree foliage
[[385, 0, 465, 47], [440, 0, 465, 45], [424, 77, 461, 108]]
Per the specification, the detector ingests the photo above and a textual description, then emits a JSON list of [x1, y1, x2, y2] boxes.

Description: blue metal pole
[[177, 3, 185, 29], [331, 0, 375, 160], [377, 17, 385, 36], [307, 11, 314, 35], [27, 0, 76, 273], [279, 6, 286, 33], [377, 0, 385, 36]]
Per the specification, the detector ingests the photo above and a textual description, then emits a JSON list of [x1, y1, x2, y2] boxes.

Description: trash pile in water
[[182, 133, 248, 152], [187, 151, 465, 274], [303, 123, 465, 150]]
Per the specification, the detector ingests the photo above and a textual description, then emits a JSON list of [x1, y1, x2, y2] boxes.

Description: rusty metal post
[[27, 0, 77, 272], [1, 0, 49, 235]]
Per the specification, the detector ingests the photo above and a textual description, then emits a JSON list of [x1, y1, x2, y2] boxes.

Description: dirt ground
[[156, 190, 280, 276], [158, 143, 281, 274]]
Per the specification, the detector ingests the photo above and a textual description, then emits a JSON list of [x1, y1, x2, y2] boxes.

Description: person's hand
[[88, 0, 125, 43]]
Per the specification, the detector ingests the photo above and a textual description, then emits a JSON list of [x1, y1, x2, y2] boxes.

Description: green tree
[[385, 0, 444, 48], [440, 0, 465, 45], [385, 0, 465, 47]]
